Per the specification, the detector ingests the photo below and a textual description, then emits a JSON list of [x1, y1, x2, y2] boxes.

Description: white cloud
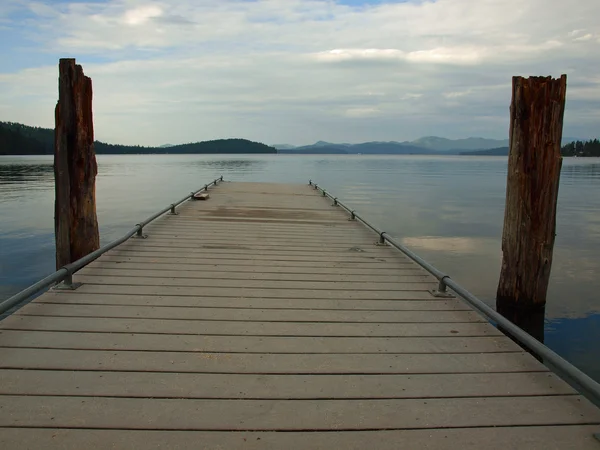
[[123, 5, 163, 26], [0, 0, 599, 145]]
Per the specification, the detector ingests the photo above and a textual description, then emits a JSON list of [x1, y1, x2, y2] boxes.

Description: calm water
[[1, 155, 600, 380]]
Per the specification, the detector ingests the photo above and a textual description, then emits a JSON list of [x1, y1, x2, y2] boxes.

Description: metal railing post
[[135, 225, 148, 239], [52, 268, 82, 291], [430, 276, 454, 298]]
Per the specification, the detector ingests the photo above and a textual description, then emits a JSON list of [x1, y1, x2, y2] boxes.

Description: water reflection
[[0, 164, 53, 185], [188, 158, 268, 171], [546, 313, 600, 382], [561, 161, 600, 180]]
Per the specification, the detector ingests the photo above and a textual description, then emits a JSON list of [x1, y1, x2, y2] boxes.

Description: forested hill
[[0, 122, 277, 155]]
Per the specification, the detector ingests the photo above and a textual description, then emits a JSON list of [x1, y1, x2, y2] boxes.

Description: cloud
[[0, 0, 599, 145], [123, 5, 163, 26]]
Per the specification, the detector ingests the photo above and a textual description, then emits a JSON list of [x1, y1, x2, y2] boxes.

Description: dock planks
[[1, 181, 599, 449]]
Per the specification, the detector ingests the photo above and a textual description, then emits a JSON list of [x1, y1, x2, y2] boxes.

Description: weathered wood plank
[[79, 266, 428, 281], [95, 255, 412, 268], [0, 348, 550, 373], [13, 303, 484, 323], [144, 231, 379, 242], [0, 330, 520, 353], [115, 244, 400, 257], [37, 293, 470, 311], [0, 370, 573, 398], [2, 426, 599, 450], [72, 275, 436, 291], [131, 234, 379, 245], [71, 284, 436, 299], [104, 249, 403, 262], [145, 222, 369, 233], [0, 395, 597, 429], [173, 217, 351, 225], [0, 316, 499, 337]]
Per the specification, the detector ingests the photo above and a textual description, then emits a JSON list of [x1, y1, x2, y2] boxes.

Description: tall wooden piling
[[496, 75, 567, 312], [54, 58, 100, 269]]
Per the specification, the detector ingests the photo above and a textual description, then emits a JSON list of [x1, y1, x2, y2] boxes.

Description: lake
[[1, 154, 600, 381]]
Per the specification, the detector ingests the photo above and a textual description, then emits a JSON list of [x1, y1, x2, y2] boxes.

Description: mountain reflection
[[188, 159, 267, 171]]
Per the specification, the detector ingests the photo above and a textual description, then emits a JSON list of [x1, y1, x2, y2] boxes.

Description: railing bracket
[[429, 276, 454, 298], [134, 225, 148, 239], [51, 271, 82, 291], [167, 204, 178, 215], [375, 232, 388, 246], [429, 288, 455, 298], [52, 282, 82, 291]]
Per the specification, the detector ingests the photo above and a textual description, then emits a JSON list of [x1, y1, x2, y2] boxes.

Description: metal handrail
[[309, 179, 600, 407], [0, 176, 224, 316]]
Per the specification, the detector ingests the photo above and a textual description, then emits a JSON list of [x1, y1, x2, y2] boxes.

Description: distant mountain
[[0, 121, 277, 155], [278, 141, 436, 155], [412, 136, 581, 152], [272, 144, 296, 150], [159, 144, 174, 148], [411, 136, 510, 152], [460, 147, 509, 156], [352, 142, 434, 155], [461, 139, 599, 157]]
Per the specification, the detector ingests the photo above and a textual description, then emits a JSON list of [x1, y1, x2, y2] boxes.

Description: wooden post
[[54, 58, 100, 269], [496, 75, 567, 312]]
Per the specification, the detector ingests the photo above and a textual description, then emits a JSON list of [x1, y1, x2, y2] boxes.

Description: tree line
[[0, 121, 277, 155], [561, 139, 600, 157]]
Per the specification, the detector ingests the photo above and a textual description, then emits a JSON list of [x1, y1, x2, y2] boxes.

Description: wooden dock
[[1, 182, 599, 449]]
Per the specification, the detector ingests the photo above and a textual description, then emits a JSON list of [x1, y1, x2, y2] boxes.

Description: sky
[[0, 0, 598, 146]]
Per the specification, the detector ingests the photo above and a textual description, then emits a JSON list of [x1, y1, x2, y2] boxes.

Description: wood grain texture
[[0, 348, 550, 373], [1, 395, 598, 429], [54, 58, 99, 268], [35, 293, 470, 311], [497, 75, 567, 308], [1, 316, 499, 337], [2, 426, 600, 450], [0, 370, 573, 398], [12, 302, 485, 322]]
